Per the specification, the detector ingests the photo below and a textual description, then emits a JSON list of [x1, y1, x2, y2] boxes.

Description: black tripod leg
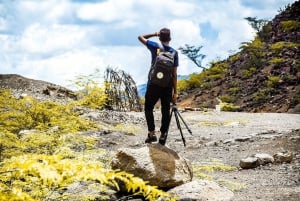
[[175, 110, 193, 135], [163, 108, 173, 144], [174, 110, 186, 146]]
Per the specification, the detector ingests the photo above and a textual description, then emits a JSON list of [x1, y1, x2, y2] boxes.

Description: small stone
[[273, 151, 293, 163], [254, 153, 274, 165], [223, 139, 235, 144], [205, 141, 218, 146], [240, 157, 259, 169], [235, 136, 251, 142]]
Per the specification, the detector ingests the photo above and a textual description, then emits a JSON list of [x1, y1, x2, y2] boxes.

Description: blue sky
[[0, 0, 296, 88]]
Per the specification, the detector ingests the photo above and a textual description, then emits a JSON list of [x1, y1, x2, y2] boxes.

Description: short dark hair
[[159, 28, 171, 42]]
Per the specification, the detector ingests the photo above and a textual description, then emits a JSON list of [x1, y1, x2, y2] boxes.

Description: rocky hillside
[[0, 74, 76, 102], [178, 1, 300, 113]]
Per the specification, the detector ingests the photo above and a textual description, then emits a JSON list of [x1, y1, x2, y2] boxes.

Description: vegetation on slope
[[178, 1, 300, 112], [0, 88, 177, 201]]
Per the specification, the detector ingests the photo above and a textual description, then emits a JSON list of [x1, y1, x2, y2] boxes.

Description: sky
[[0, 0, 296, 89]]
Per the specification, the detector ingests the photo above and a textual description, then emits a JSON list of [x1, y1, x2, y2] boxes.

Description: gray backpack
[[149, 44, 176, 87]]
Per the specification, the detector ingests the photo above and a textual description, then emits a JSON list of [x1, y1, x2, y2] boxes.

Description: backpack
[[148, 44, 176, 87]]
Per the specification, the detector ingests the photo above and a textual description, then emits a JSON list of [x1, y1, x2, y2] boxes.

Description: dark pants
[[144, 83, 172, 134]]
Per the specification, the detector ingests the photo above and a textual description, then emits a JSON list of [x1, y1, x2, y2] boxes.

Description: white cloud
[[0, 0, 296, 89], [14, 48, 106, 88], [77, 0, 136, 24], [18, 0, 72, 23], [20, 23, 86, 53], [137, 0, 195, 18], [170, 19, 203, 47], [0, 18, 7, 31]]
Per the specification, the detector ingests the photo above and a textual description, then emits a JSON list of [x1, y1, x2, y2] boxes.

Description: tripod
[[164, 104, 193, 146]]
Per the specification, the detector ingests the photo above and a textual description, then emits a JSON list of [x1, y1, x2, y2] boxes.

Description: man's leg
[[159, 87, 172, 134], [144, 84, 160, 142]]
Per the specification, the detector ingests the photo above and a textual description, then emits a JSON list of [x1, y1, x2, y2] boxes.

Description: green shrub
[[240, 36, 265, 51], [0, 129, 24, 161], [219, 95, 234, 103], [187, 73, 203, 88], [240, 37, 266, 69], [182, 60, 229, 90], [252, 88, 271, 103], [0, 153, 177, 201], [229, 80, 242, 87], [217, 97, 240, 111], [177, 79, 190, 92], [0, 90, 98, 134], [200, 81, 215, 90], [0, 89, 177, 201], [280, 20, 300, 32], [282, 74, 295, 82], [72, 73, 108, 109], [228, 87, 240, 95], [242, 67, 257, 78], [208, 61, 229, 79], [267, 76, 281, 88], [228, 54, 240, 63], [270, 42, 299, 53], [0, 90, 97, 134], [269, 57, 285, 65], [259, 22, 272, 42]]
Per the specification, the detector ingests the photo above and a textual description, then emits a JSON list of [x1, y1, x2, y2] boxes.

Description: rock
[[240, 153, 274, 169], [223, 138, 235, 144], [168, 179, 234, 201], [46, 181, 117, 200], [205, 141, 219, 146], [239, 156, 259, 169], [254, 153, 274, 165], [235, 136, 251, 142], [110, 144, 193, 188], [19, 129, 39, 135], [80, 111, 101, 121], [273, 151, 293, 163]]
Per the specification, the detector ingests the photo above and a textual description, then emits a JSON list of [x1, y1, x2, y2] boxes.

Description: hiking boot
[[145, 132, 157, 143], [159, 133, 167, 145]]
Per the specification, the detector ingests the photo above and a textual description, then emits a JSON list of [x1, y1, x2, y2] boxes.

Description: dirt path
[[99, 110, 300, 201]]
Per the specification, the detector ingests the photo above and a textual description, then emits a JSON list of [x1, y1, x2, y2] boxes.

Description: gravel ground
[[98, 110, 300, 201]]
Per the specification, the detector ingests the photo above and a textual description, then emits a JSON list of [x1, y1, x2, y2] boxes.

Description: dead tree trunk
[[104, 68, 142, 112]]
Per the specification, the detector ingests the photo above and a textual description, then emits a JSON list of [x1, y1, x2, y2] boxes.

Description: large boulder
[[110, 144, 193, 188]]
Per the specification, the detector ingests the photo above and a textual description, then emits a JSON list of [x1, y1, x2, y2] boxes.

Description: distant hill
[[177, 1, 300, 113], [0, 74, 76, 102], [137, 83, 147, 97]]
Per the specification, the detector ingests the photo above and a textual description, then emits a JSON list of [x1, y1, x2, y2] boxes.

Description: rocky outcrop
[[111, 144, 236, 200], [0, 74, 77, 102], [111, 144, 193, 188]]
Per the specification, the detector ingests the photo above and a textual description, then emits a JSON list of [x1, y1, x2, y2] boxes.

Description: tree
[[179, 44, 207, 69], [244, 17, 268, 32]]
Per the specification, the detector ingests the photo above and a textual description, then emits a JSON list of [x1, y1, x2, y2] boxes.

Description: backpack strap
[[156, 43, 164, 55], [158, 43, 165, 51], [157, 43, 176, 57]]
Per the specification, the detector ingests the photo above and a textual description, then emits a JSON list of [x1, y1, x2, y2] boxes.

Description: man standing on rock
[[138, 28, 179, 145]]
